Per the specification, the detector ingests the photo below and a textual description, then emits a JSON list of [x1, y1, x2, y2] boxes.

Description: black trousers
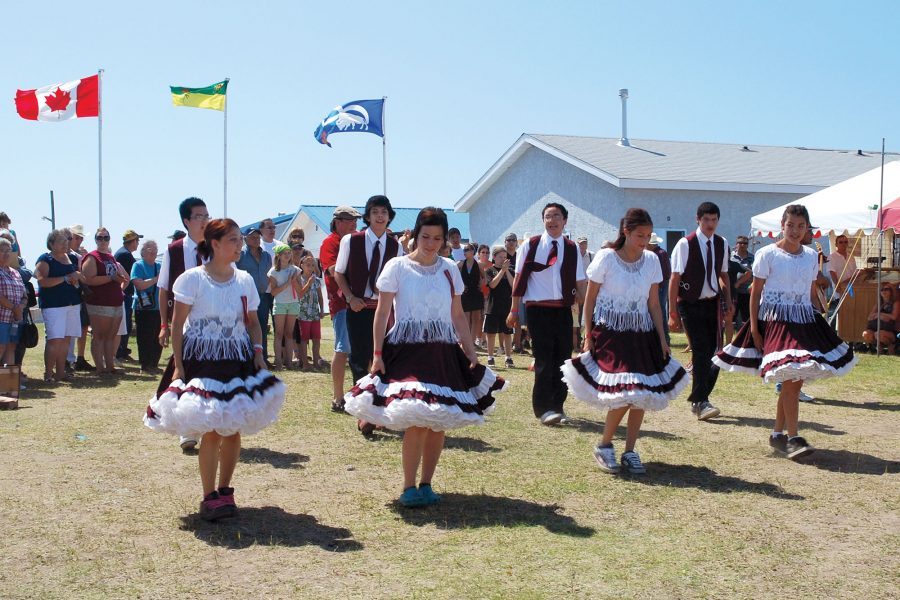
[[735, 293, 751, 327], [678, 298, 720, 404], [346, 307, 376, 382], [526, 304, 573, 418], [117, 297, 134, 356], [135, 310, 163, 370]]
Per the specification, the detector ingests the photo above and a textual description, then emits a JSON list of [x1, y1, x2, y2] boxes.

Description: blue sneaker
[[399, 486, 428, 508], [418, 483, 442, 505]]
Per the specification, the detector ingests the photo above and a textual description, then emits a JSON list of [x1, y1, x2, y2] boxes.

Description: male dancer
[[334, 195, 402, 435], [158, 197, 209, 452], [320, 205, 361, 412], [668, 202, 733, 421], [507, 203, 586, 425]]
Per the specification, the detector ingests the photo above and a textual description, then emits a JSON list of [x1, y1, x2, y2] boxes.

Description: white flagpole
[[98, 68, 104, 226], [382, 96, 387, 196], [876, 137, 885, 356], [223, 77, 229, 218]]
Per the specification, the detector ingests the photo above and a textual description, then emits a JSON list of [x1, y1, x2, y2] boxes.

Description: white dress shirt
[[670, 228, 729, 300], [513, 232, 586, 302], [158, 235, 206, 291], [334, 228, 405, 299]]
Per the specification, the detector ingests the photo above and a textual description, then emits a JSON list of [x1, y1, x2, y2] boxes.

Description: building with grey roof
[[455, 133, 899, 252]]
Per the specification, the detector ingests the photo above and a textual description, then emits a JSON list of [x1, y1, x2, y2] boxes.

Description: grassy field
[[1, 323, 898, 599]]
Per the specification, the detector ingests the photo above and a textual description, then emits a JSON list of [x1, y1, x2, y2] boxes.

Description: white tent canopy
[[751, 161, 900, 237]]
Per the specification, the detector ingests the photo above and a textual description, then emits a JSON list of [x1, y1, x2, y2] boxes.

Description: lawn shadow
[[630, 463, 804, 500], [240, 447, 309, 470], [180, 506, 362, 551], [443, 436, 502, 453], [808, 397, 899, 412], [800, 449, 899, 475], [567, 418, 682, 441], [21, 389, 56, 399], [712, 415, 846, 436], [391, 493, 595, 537]]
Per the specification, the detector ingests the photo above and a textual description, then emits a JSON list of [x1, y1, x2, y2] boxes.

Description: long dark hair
[[197, 218, 239, 260], [410, 207, 448, 251], [604, 208, 653, 250]]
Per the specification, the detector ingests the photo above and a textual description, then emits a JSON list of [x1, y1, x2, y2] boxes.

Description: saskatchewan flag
[[170, 80, 228, 111]]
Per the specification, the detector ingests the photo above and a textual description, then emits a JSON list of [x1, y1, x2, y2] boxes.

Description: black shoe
[[331, 399, 346, 413], [74, 357, 94, 372], [769, 432, 788, 454], [358, 420, 376, 436], [786, 436, 815, 460], [65, 362, 75, 375]]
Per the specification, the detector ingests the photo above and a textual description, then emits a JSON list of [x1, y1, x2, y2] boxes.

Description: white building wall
[[467, 147, 806, 253]]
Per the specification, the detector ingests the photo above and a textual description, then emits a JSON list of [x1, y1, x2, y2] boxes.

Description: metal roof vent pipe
[[617, 88, 631, 147]]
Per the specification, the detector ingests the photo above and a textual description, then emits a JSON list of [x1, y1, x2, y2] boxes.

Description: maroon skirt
[[562, 325, 688, 411], [713, 314, 856, 383], [344, 341, 506, 431]]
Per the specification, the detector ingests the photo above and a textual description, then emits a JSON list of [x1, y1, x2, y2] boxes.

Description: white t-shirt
[[513, 233, 587, 302], [669, 228, 730, 299], [450, 247, 466, 262], [376, 256, 464, 344], [827, 251, 858, 284], [586, 248, 663, 332], [267, 265, 299, 304], [173, 267, 260, 360]]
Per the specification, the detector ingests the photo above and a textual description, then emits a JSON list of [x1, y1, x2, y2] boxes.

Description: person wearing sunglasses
[[81, 227, 130, 375], [862, 284, 899, 354]]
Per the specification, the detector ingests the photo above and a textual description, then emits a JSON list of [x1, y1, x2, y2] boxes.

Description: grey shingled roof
[[529, 134, 899, 187]]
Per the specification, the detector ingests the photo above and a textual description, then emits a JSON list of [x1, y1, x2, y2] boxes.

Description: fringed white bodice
[[587, 249, 663, 332], [753, 245, 819, 324]]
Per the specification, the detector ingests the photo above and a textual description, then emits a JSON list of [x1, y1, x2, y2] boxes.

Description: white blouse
[[173, 267, 260, 360], [586, 248, 663, 332], [753, 244, 819, 323], [376, 256, 464, 344]]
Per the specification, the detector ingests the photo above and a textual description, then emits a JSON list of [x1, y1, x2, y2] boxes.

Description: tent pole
[[876, 138, 885, 356]]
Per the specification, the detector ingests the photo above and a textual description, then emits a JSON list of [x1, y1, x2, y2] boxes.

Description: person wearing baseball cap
[[167, 230, 187, 241], [321, 205, 361, 412], [115, 230, 143, 360]]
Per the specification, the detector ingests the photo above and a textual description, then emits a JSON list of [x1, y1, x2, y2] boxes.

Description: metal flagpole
[[876, 138, 885, 356], [382, 96, 387, 196], [223, 77, 229, 217], [98, 68, 104, 226]]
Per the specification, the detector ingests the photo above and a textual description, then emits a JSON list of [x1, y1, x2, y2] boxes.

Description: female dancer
[[562, 208, 688, 474], [345, 208, 506, 507], [713, 205, 856, 459], [145, 219, 285, 521]]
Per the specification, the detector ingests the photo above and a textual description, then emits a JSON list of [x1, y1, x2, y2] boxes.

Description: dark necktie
[[368, 240, 381, 293], [705, 240, 715, 291], [547, 240, 559, 267]]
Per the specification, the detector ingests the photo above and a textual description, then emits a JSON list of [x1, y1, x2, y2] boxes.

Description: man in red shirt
[[319, 205, 361, 411]]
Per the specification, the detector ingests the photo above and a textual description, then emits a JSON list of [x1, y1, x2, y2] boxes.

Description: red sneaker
[[217, 487, 237, 509], [199, 492, 236, 522]]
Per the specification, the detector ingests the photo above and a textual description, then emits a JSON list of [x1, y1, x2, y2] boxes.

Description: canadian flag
[[15, 74, 99, 121]]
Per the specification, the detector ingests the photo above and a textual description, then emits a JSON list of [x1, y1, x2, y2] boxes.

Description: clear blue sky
[[3, 0, 898, 263]]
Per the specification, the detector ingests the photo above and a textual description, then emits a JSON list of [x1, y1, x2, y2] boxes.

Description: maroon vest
[[677, 232, 726, 303], [165, 239, 198, 320], [345, 231, 399, 299], [511, 235, 578, 306]]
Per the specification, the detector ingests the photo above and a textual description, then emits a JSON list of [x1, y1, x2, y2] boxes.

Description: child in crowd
[[562, 208, 688, 474], [714, 204, 857, 459], [344, 208, 506, 507], [296, 254, 325, 371], [267, 244, 300, 369], [483, 246, 515, 368], [144, 218, 285, 521]]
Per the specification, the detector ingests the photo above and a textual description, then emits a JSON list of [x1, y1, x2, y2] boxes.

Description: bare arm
[[368, 291, 395, 374], [668, 273, 682, 331], [451, 294, 477, 365], [581, 280, 600, 352], [749, 277, 765, 351], [648, 282, 669, 356], [170, 300, 191, 380], [81, 256, 111, 287], [132, 274, 158, 291]]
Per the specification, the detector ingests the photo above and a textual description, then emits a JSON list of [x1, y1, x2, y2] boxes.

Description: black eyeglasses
[[65, 236, 73, 241], [95, 236, 110, 241]]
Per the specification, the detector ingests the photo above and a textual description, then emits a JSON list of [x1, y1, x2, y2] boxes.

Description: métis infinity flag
[[15, 74, 99, 121], [170, 80, 228, 111], [314, 99, 384, 147]]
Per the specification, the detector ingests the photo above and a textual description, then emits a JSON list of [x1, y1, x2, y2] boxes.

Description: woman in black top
[[483, 247, 515, 367], [457, 243, 484, 345]]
